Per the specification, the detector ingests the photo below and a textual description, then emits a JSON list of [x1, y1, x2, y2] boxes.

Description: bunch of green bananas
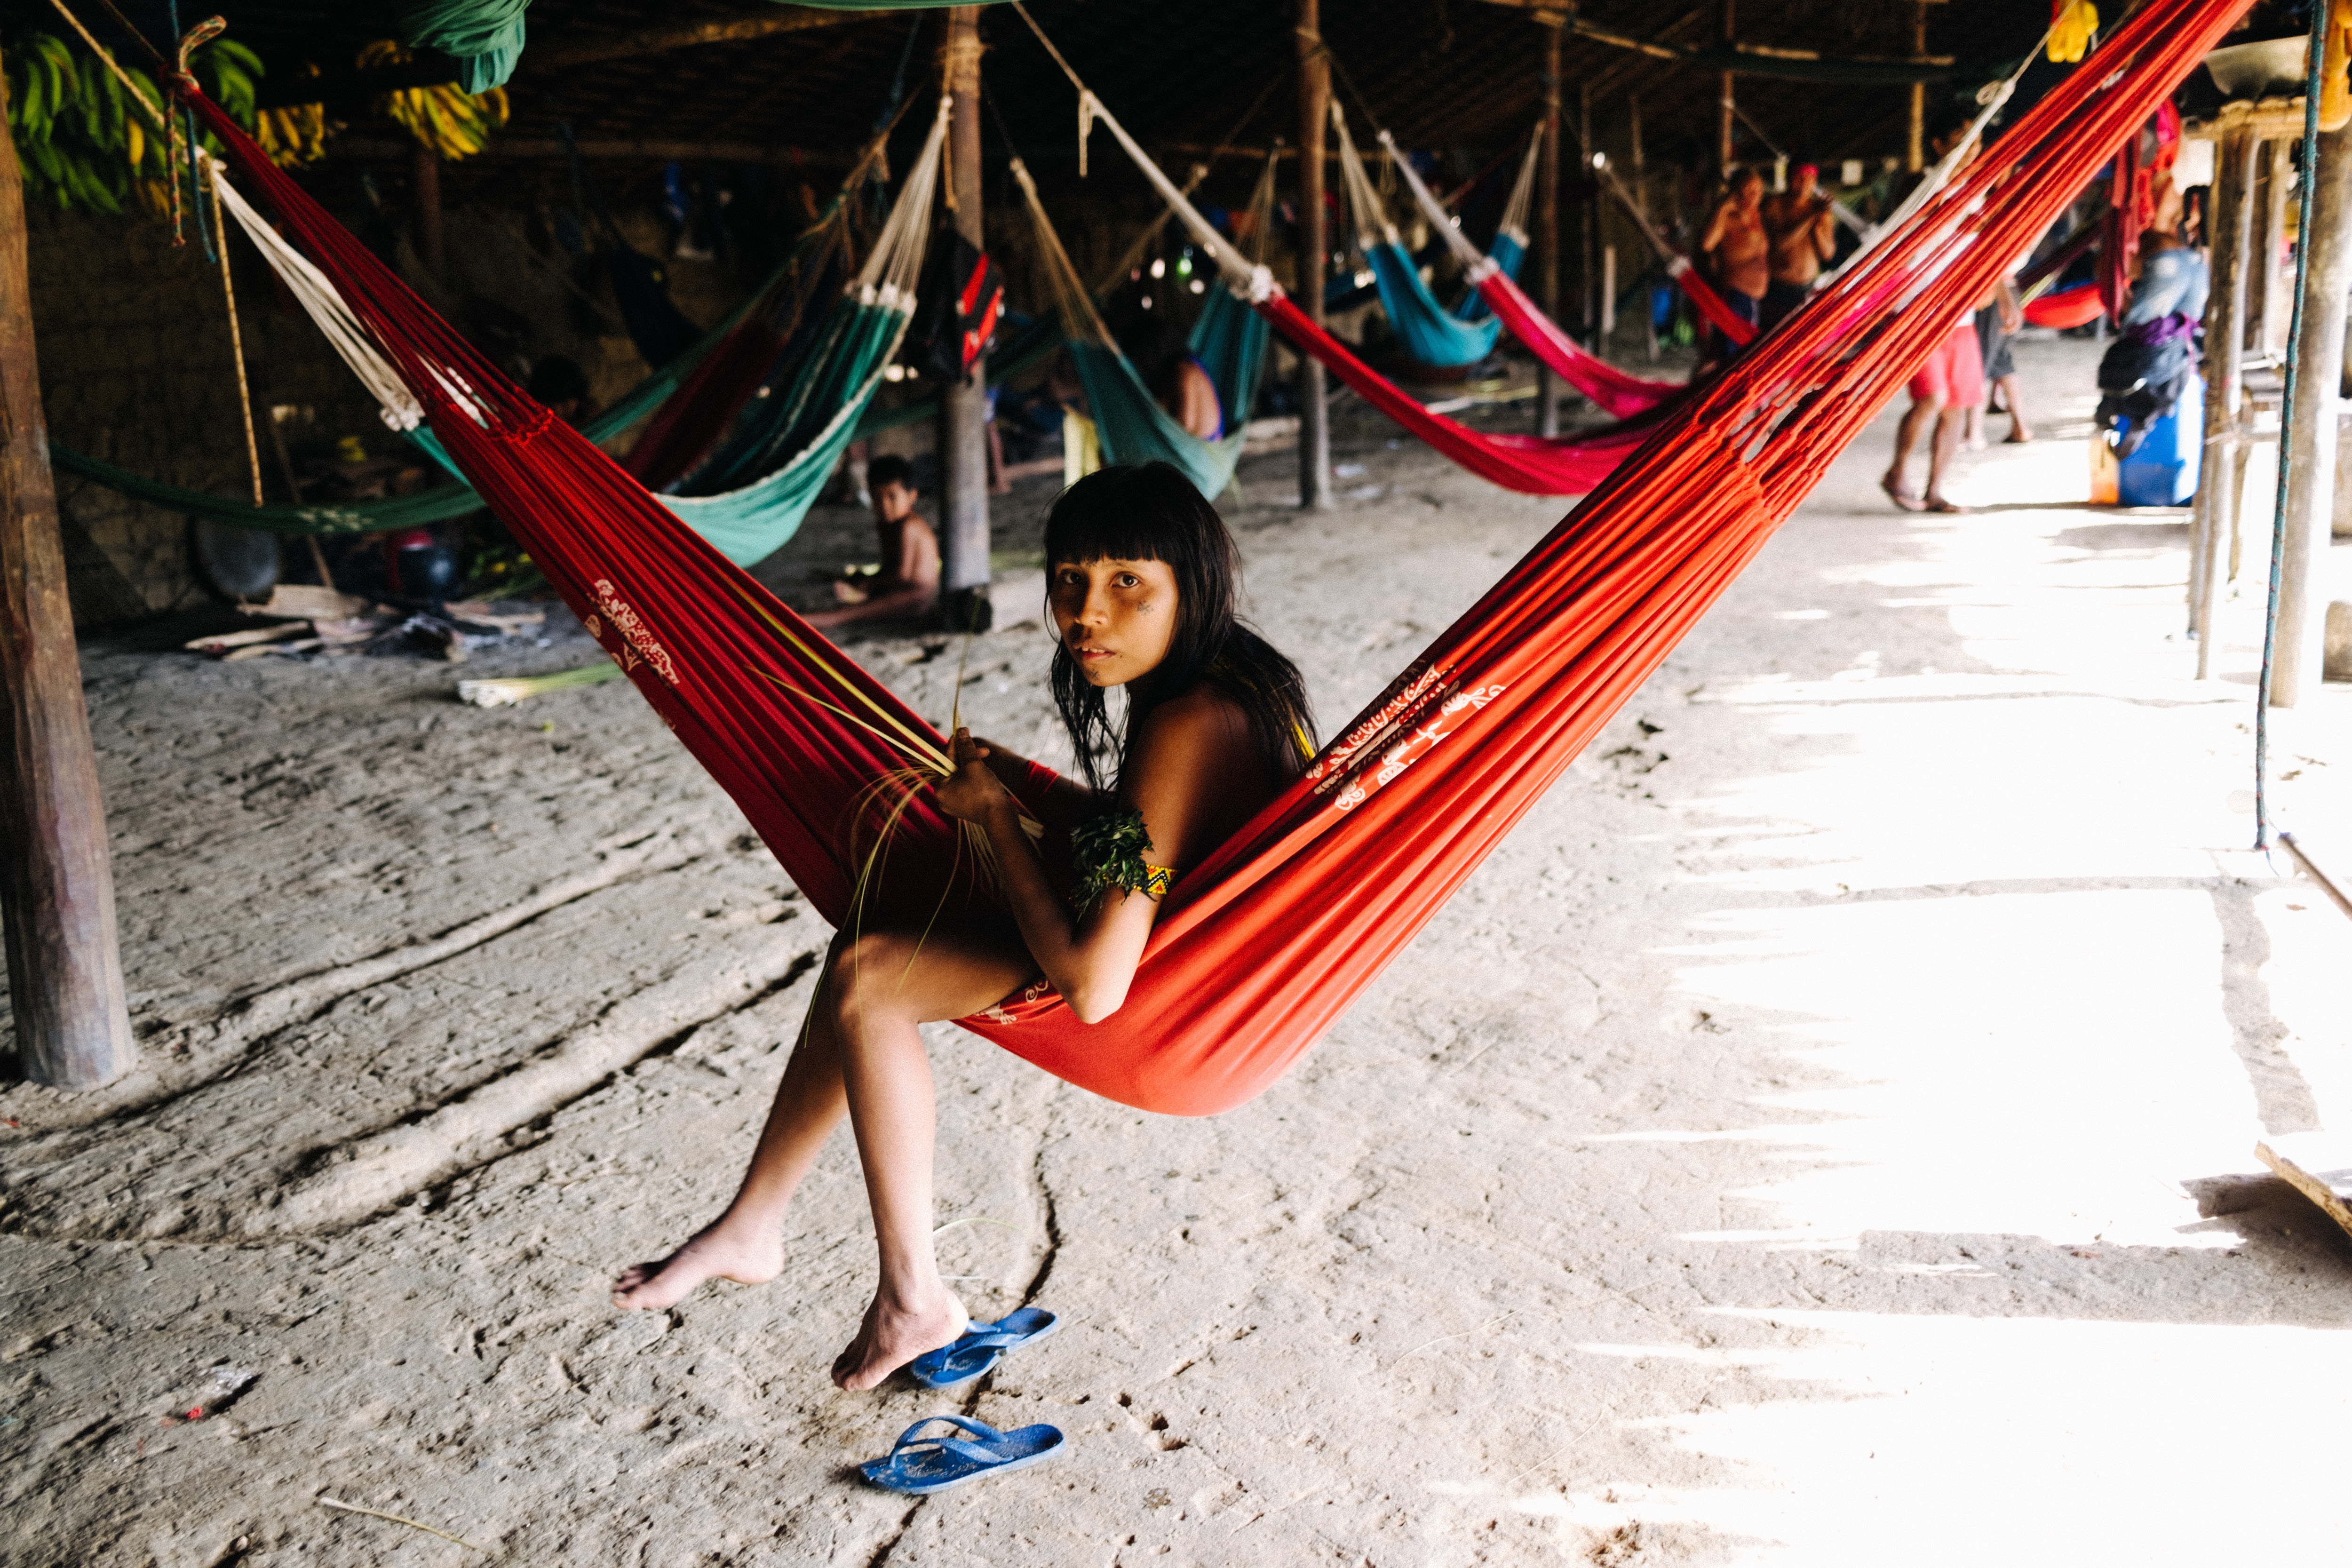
[[360, 40, 508, 162], [3, 30, 260, 215]]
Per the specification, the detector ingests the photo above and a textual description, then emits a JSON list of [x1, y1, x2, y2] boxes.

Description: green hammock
[[660, 295, 908, 562], [52, 103, 951, 567]]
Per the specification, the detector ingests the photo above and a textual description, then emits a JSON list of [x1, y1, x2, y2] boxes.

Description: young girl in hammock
[[612, 462, 1315, 1388]]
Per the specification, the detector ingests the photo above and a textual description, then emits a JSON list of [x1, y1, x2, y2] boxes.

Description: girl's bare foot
[[831, 1289, 968, 1391], [612, 1217, 785, 1311]]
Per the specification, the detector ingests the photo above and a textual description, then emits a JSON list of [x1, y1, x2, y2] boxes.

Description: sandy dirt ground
[[4, 334, 2350, 1567]]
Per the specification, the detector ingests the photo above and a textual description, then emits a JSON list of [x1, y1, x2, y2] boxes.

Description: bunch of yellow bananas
[[254, 63, 334, 167], [2048, 0, 2097, 64], [359, 40, 509, 161], [256, 102, 333, 167]]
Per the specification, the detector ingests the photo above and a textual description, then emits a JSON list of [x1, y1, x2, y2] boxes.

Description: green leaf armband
[[1069, 805, 1176, 908]]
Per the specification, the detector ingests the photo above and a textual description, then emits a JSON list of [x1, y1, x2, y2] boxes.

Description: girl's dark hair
[[1044, 462, 1315, 796]]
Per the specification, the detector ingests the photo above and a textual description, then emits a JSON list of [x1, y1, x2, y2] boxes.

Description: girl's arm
[[934, 701, 1232, 1023]]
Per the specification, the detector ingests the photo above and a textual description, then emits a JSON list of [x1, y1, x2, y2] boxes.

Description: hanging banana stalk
[[358, 40, 508, 162], [3, 29, 261, 215]]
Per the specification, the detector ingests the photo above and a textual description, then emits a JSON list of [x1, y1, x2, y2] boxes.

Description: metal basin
[[2204, 36, 2308, 99]]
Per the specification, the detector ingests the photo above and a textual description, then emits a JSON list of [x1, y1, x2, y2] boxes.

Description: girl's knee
[[825, 931, 915, 1019]]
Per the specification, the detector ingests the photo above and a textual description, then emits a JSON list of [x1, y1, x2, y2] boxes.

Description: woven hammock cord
[[207, 162, 264, 506], [2255, 0, 2332, 852]]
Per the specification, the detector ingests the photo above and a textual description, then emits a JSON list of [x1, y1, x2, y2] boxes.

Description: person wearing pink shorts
[[1883, 316, 1984, 513]]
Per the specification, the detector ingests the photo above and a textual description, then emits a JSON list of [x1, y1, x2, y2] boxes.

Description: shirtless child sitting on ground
[[806, 454, 941, 631]]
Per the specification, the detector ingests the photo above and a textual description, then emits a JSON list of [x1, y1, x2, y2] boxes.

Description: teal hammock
[[1013, 156, 1270, 498], [52, 102, 954, 568], [660, 296, 908, 563], [50, 337, 707, 538]]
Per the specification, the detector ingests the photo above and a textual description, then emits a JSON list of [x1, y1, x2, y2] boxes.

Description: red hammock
[[174, 0, 2243, 1118], [1263, 292, 1665, 495], [623, 311, 789, 489], [2024, 279, 2106, 329], [1664, 256, 1759, 347], [1470, 265, 1686, 420]]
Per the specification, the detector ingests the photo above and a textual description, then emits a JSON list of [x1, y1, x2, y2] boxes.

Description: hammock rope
[[1328, 102, 1507, 369], [1449, 127, 1540, 325], [1008, 154, 1263, 497], [168, 0, 2245, 1117]]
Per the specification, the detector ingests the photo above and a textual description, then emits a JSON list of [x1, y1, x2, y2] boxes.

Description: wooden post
[[2272, 119, 2352, 707], [1718, 0, 1736, 176], [2194, 125, 2257, 676], [2262, 137, 2293, 358], [1907, 2, 1927, 174], [938, 7, 992, 625], [1535, 16, 1562, 438], [0, 58, 135, 1088], [1579, 81, 1597, 351], [1631, 93, 1657, 361], [1295, 0, 1333, 509], [411, 144, 444, 281]]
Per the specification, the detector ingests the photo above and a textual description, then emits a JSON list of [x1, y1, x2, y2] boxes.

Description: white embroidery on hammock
[[979, 978, 1053, 1027], [1306, 662, 1447, 786], [589, 580, 679, 687], [1332, 682, 1505, 814]]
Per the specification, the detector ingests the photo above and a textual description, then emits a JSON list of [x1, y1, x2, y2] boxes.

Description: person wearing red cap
[[1760, 163, 1837, 333]]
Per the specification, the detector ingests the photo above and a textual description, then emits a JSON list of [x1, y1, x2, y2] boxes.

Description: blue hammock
[[1332, 107, 1531, 367]]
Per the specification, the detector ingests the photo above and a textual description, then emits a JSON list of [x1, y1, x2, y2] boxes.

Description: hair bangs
[[1043, 470, 1171, 568]]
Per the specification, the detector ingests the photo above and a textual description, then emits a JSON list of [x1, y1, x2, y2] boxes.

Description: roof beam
[[328, 135, 853, 167], [532, 8, 870, 72]]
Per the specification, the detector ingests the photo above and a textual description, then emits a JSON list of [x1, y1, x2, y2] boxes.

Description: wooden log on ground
[[2254, 1135, 2352, 1246], [0, 56, 134, 1088]]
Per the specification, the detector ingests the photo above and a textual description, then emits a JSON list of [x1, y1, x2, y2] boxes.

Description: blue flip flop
[[858, 1414, 1066, 1495], [906, 1307, 1062, 1390]]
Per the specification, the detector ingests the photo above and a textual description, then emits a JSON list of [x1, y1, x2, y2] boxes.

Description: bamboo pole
[[2271, 118, 2352, 707], [2262, 137, 2293, 358], [2194, 127, 2257, 676], [0, 54, 135, 1088], [1295, 0, 1332, 509], [939, 6, 992, 626]]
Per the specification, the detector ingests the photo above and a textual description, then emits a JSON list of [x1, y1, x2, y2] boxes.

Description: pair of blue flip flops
[[860, 1310, 1065, 1495]]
